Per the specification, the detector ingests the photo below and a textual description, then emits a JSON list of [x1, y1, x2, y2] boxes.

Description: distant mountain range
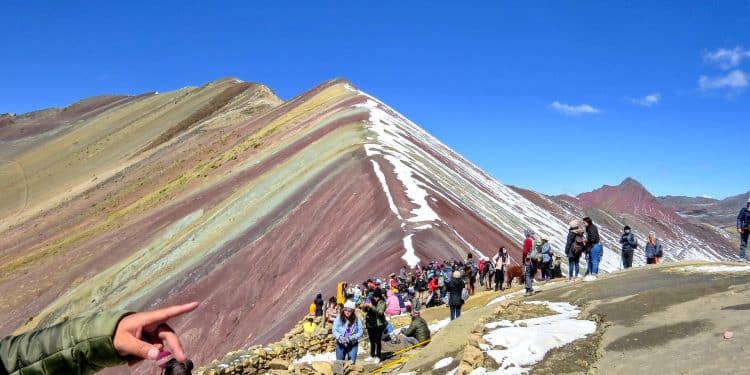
[[0, 77, 742, 373], [658, 192, 749, 228]]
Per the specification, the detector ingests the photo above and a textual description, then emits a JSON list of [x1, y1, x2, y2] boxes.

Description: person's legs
[[591, 245, 601, 275], [347, 343, 358, 363], [525, 269, 533, 293], [372, 326, 383, 359], [495, 269, 503, 290], [336, 343, 345, 361], [403, 336, 418, 345], [367, 328, 377, 358], [740, 231, 749, 259], [456, 305, 462, 319], [622, 250, 631, 269], [568, 259, 575, 280]]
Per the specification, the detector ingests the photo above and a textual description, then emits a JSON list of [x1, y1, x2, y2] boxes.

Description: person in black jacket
[[447, 270, 465, 320], [565, 220, 584, 282], [314, 293, 325, 317], [620, 225, 638, 269], [737, 197, 750, 261], [582, 217, 602, 281]]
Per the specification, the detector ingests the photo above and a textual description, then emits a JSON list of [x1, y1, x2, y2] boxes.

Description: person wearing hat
[[564, 220, 585, 282], [332, 301, 363, 363], [446, 270, 466, 320], [620, 225, 638, 269], [399, 310, 430, 345], [362, 288, 386, 363], [737, 197, 750, 261]]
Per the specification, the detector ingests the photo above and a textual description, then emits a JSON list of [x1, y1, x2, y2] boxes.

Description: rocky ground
[[224, 261, 750, 375], [406, 261, 750, 374]]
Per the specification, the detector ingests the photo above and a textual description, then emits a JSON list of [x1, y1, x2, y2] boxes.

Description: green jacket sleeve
[[401, 321, 417, 338], [0, 311, 131, 375]]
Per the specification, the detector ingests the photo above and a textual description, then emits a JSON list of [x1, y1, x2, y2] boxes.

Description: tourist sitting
[[399, 310, 430, 345]]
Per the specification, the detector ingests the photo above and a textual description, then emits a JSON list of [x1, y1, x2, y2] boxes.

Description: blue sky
[[1, 1, 748, 199]]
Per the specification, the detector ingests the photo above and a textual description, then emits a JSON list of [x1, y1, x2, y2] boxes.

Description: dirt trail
[[390, 262, 750, 374]]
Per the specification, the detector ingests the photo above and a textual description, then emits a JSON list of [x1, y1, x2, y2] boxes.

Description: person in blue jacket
[[737, 197, 750, 261], [332, 301, 364, 364]]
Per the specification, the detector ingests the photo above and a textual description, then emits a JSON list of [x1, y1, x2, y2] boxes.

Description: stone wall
[[196, 316, 363, 375]]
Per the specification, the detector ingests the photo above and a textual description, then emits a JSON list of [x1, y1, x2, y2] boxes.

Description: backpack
[[478, 259, 485, 274], [468, 261, 478, 277], [486, 260, 495, 274], [570, 234, 585, 257], [530, 241, 543, 262], [655, 240, 664, 258], [461, 287, 469, 301]]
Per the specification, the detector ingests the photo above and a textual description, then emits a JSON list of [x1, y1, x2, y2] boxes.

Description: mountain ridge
[[0, 78, 739, 373]]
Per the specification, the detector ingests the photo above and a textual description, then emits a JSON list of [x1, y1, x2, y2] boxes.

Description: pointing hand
[[113, 302, 199, 364]]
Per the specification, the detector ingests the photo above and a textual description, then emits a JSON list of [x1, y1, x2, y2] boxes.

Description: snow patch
[[428, 317, 451, 334], [488, 291, 523, 306], [480, 301, 596, 374], [434, 357, 454, 370], [292, 348, 367, 364], [402, 234, 421, 267], [370, 160, 402, 219]]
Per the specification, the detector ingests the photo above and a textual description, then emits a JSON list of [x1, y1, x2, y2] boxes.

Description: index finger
[[140, 302, 199, 327]]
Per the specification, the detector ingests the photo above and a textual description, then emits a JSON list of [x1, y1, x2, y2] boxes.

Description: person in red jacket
[[428, 275, 438, 293], [522, 229, 534, 260]]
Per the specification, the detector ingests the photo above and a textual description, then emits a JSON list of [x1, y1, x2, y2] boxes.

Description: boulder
[[461, 344, 485, 368], [268, 358, 291, 370], [312, 361, 334, 375], [466, 333, 485, 347], [455, 362, 475, 375]]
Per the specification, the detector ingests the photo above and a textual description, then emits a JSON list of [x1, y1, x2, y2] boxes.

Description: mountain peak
[[620, 177, 644, 187], [578, 179, 682, 223]]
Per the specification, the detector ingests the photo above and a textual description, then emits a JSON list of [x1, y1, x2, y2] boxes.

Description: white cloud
[[548, 101, 600, 116], [703, 47, 750, 70], [699, 70, 748, 91], [631, 93, 661, 107]]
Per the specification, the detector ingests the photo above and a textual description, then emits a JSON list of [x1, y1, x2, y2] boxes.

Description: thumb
[[116, 334, 160, 360]]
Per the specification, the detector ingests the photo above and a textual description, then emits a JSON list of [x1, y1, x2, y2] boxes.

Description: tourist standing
[[645, 231, 663, 264], [620, 225, 638, 269], [333, 301, 363, 364], [447, 270, 465, 320], [465, 253, 477, 295], [314, 293, 325, 317], [582, 217, 602, 281], [737, 197, 750, 261], [565, 220, 584, 282], [541, 237, 552, 281], [363, 289, 386, 364]]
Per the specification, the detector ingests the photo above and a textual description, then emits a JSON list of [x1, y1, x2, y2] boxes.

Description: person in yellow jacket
[[302, 314, 317, 336]]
